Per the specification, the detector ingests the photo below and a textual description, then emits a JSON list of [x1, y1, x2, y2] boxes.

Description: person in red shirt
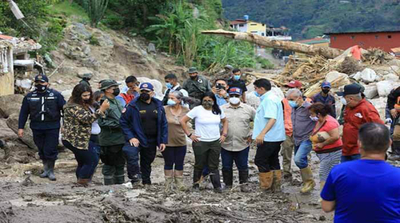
[[337, 84, 384, 162], [350, 45, 362, 61], [117, 76, 140, 106]]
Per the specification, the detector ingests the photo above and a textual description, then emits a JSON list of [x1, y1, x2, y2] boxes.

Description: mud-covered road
[[0, 144, 336, 223]]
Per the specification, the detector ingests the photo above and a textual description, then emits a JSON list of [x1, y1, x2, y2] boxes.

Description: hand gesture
[[100, 99, 110, 112], [190, 134, 200, 143]]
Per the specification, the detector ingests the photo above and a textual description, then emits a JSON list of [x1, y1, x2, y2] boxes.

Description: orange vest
[[282, 98, 293, 136]]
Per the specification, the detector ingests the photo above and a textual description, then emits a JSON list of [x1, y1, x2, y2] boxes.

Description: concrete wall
[[0, 45, 14, 96], [330, 32, 400, 52]]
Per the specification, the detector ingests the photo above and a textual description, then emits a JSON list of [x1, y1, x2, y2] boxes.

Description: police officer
[[182, 67, 212, 109], [18, 74, 65, 181], [98, 79, 126, 185]]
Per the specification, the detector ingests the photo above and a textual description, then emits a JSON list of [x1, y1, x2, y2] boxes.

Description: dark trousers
[[341, 154, 361, 163], [221, 147, 249, 172], [193, 140, 221, 172], [162, 146, 187, 170], [62, 139, 98, 179], [32, 128, 60, 160], [100, 144, 125, 184], [123, 139, 157, 185], [254, 141, 283, 173]]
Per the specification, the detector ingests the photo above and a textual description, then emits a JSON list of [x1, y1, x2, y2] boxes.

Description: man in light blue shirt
[[252, 78, 285, 192], [214, 78, 229, 106]]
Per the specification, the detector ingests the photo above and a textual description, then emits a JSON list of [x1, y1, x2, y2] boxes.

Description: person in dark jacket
[[98, 79, 126, 185], [18, 74, 65, 181], [120, 82, 168, 187], [387, 86, 400, 160], [312, 81, 336, 118], [162, 73, 188, 106]]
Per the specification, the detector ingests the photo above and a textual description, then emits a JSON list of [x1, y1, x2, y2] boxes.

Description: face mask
[[341, 97, 347, 106], [83, 99, 91, 104], [112, 88, 120, 96], [229, 97, 240, 105], [190, 75, 197, 80], [202, 101, 214, 109], [254, 91, 260, 97], [35, 84, 47, 92], [234, 75, 241, 81], [288, 100, 298, 108], [140, 93, 151, 101], [310, 116, 319, 122], [166, 83, 173, 89], [167, 99, 176, 106], [322, 89, 330, 94]]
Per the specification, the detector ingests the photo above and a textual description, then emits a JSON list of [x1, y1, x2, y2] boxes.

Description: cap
[[228, 87, 243, 96], [321, 81, 331, 88], [224, 65, 233, 70], [188, 67, 198, 74], [82, 73, 93, 79], [140, 82, 154, 91], [286, 80, 302, 88], [100, 79, 120, 90], [34, 74, 49, 83], [336, 83, 362, 97]]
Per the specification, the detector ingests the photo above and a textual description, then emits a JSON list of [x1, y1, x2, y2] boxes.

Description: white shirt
[[89, 107, 101, 135], [187, 105, 225, 142]]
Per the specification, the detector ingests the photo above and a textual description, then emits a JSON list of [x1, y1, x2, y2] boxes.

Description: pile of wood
[[363, 48, 393, 65]]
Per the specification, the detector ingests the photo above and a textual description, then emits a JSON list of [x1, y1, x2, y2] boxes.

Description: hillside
[[222, 0, 400, 40]]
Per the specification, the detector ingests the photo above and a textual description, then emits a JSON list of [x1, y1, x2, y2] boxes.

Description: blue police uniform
[[18, 88, 65, 160]]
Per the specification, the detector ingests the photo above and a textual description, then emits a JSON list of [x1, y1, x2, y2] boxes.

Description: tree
[[86, 0, 108, 27]]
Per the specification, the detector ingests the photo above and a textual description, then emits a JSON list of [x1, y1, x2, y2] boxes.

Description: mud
[[0, 143, 344, 223]]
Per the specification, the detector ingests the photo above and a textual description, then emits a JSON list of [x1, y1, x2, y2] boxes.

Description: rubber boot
[[164, 176, 174, 194], [318, 181, 325, 202], [174, 176, 186, 191], [222, 169, 233, 189], [104, 176, 114, 185], [300, 167, 315, 194], [47, 160, 56, 181], [103, 165, 115, 185], [40, 160, 49, 178], [271, 170, 282, 193], [239, 170, 250, 192], [210, 170, 222, 193], [114, 165, 125, 184], [192, 170, 202, 191], [389, 141, 400, 161], [259, 172, 273, 191]]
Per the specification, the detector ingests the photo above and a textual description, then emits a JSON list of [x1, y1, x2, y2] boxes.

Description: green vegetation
[[222, 0, 400, 40], [85, 0, 109, 27]]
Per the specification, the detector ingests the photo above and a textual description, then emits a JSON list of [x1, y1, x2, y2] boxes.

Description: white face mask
[[229, 97, 240, 105], [341, 97, 347, 106], [309, 116, 319, 122]]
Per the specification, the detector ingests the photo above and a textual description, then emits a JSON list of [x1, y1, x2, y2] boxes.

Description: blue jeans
[[221, 147, 249, 171], [341, 154, 361, 163], [294, 140, 312, 169], [62, 139, 98, 179], [89, 135, 100, 179]]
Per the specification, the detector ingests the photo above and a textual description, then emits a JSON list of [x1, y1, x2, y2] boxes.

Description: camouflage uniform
[[182, 75, 212, 108]]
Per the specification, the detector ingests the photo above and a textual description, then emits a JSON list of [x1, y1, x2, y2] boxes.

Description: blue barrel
[[244, 15, 249, 20]]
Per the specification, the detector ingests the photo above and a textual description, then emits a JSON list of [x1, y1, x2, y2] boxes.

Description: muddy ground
[[0, 141, 341, 223]]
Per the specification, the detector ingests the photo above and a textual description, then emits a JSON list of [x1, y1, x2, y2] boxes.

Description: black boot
[[222, 169, 233, 189], [47, 160, 56, 181], [40, 160, 49, 178], [239, 170, 250, 192], [210, 170, 222, 193], [193, 170, 202, 191], [389, 141, 400, 161]]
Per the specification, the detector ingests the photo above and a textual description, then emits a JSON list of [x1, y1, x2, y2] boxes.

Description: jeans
[[162, 146, 187, 170], [221, 147, 249, 171], [62, 139, 98, 179], [255, 141, 282, 173], [89, 135, 100, 178], [123, 139, 157, 185], [32, 128, 60, 160], [193, 140, 221, 172], [294, 140, 313, 169], [341, 154, 361, 163]]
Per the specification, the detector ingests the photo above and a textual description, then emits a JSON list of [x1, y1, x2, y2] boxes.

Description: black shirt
[[137, 100, 158, 138], [228, 78, 247, 92]]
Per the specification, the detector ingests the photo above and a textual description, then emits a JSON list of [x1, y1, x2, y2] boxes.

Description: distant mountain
[[222, 0, 400, 40]]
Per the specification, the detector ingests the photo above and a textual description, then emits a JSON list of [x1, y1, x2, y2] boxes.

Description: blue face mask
[[166, 83, 173, 89], [288, 100, 298, 108], [254, 91, 260, 97], [234, 75, 241, 80], [167, 99, 177, 106]]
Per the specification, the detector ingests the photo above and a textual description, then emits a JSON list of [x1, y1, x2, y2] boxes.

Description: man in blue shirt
[[214, 78, 229, 107], [312, 81, 336, 118], [252, 79, 286, 192], [321, 123, 400, 222]]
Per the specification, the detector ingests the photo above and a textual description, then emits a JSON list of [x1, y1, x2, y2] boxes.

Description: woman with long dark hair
[[62, 84, 109, 186], [180, 92, 228, 193]]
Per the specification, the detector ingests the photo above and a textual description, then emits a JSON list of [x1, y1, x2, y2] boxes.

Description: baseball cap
[[286, 80, 302, 88], [140, 82, 154, 91], [336, 83, 362, 97], [321, 81, 331, 88], [100, 79, 120, 90], [34, 74, 49, 83], [228, 87, 243, 96]]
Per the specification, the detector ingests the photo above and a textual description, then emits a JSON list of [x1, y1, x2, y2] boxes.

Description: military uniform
[[182, 75, 211, 108], [18, 75, 65, 181], [98, 80, 126, 185]]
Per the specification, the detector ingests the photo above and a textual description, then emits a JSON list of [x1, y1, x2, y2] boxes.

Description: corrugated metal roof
[[325, 30, 400, 35]]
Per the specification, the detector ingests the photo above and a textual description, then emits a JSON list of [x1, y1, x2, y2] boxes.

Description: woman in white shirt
[[181, 92, 228, 193]]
